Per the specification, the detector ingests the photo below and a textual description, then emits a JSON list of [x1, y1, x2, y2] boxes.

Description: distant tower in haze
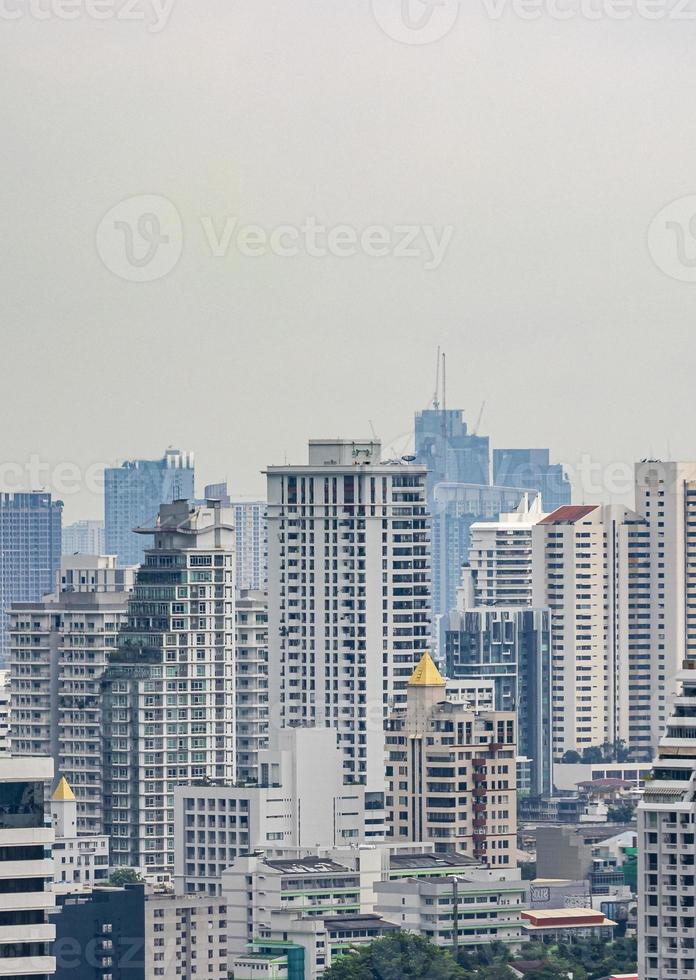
[[104, 448, 195, 566]]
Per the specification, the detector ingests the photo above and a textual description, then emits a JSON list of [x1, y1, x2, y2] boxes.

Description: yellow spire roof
[[408, 652, 446, 687], [52, 776, 76, 802]]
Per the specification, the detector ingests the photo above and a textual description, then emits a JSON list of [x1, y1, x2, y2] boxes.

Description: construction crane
[[472, 400, 486, 436]]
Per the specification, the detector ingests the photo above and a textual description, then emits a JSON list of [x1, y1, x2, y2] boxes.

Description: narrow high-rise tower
[[101, 499, 236, 873], [266, 439, 430, 800]]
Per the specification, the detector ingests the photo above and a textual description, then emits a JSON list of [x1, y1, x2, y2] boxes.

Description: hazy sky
[[3, 0, 696, 522]]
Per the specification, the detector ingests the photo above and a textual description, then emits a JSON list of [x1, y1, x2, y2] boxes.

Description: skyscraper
[[235, 588, 269, 784], [430, 482, 533, 623], [101, 499, 236, 873], [531, 504, 653, 761], [266, 439, 430, 800], [0, 491, 62, 664], [637, 657, 696, 980], [415, 408, 490, 487], [444, 606, 552, 796], [9, 555, 135, 833], [61, 520, 105, 556], [634, 460, 696, 749], [466, 493, 546, 607], [493, 448, 571, 513], [104, 448, 195, 566], [204, 483, 267, 591]]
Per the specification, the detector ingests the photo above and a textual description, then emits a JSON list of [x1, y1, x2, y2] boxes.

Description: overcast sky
[[3, 0, 696, 521]]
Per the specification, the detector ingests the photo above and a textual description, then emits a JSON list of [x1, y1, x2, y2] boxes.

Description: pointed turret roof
[[408, 652, 446, 687], [52, 776, 76, 802]]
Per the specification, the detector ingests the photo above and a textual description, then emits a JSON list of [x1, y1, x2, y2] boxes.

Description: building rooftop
[[52, 776, 76, 802], [264, 858, 349, 875], [539, 504, 597, 525], [408, 652, 445, 688], [389, 851, 476, 871]]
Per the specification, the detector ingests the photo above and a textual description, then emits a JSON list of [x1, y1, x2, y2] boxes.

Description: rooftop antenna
[[442, 351, 447, 413], [432, 346, 441, 410]]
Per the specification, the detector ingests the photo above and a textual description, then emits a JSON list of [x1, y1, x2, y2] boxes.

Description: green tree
[[108, 867, 143, 885], [560, 750, 582, 764], [324, 933, 465, 979]]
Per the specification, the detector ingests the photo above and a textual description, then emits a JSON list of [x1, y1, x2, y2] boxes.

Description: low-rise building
[[521, 907, 616, 942], [0, 755, 56, 979], [174, 728, 366, 895], [50, 777, 109, 894], [374, 867, 527, 951]]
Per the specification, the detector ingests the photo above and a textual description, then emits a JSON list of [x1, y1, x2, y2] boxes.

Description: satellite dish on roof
[[402, 455, 416, 462]]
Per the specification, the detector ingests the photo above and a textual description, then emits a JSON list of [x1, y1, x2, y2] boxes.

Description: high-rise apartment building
[[466, 493, 546, 608], [635, 460, 696, 748], [105, 448, 195, 566], [205, 485, 268, 591], [266, 439, 430, 796], [386, 653, 517, 866], [637, 657, 696, 980], [0, 669, 9, 755], [531, 504, 652, 760], [493, 448, 571, 513], [0, 755, 56, 979], [235, 589, 268, 784], [101, 499, 236, 873], [444, 606, 552, 796], [9, 556, 134, 833], [61, 520, 105, 556], [0, 492, 62, 664], [430, 483, 534, 625]]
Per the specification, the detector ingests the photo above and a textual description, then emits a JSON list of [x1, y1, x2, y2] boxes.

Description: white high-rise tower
[[265, 439, 430, 799], [101, 499, 236, 873]]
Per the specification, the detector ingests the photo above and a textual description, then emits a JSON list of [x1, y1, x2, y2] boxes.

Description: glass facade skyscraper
[[104, 448, 195, 566], [493, 448, 571, 513], [0, 491, 62, 664]]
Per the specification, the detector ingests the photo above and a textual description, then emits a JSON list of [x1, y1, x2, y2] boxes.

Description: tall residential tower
[[266, 439, 430, 798]]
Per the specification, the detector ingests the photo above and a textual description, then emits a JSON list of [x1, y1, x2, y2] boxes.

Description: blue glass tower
[[104, 448, 195, 566], [493, 448, 571, 513], [0, 491, 62, 663]]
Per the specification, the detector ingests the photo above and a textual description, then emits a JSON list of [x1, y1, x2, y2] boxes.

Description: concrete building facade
[[9, 556, 134, 833], [638, 657, 696, 980], [266, 439, 430, 800], [386, 653, 517, 866], [101, 500, 236, 873], [174, 728, 365, 896], [531, 504, 653, 760]]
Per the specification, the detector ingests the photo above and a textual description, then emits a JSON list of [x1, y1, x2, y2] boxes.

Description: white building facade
[[638, 657, 696, 980], [101, 500, 236, 873], [9, 556, 135, 833], [266, 439, 430, 798], [174, 727, 365, 896], [531, 504, 653, 760], [235, 589, 269, 784]]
